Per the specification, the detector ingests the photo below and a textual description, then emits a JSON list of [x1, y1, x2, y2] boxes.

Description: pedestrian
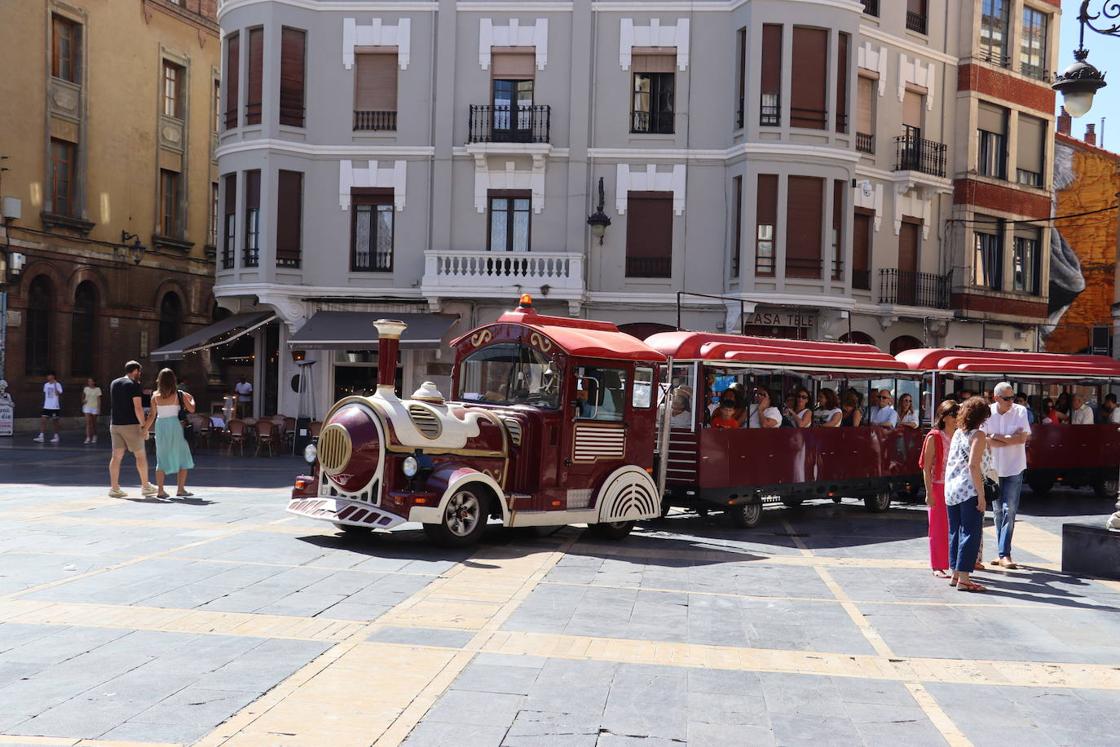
[[921, 400, 958, 578], [1070, 393, 1094, 425], [109, 361, 157, 498], [34, 371, 64, 443], [143, 368, 196, 498], [869, 389, 899, 427], [235, 375, 253, 417], [82, 377, 102, 444], [982, 382, 1030, 570], [943, 397, 993, 592]]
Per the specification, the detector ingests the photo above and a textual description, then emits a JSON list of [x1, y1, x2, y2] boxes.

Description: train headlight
[[304, 443, 318, 464], [402, 455, 419, 478]]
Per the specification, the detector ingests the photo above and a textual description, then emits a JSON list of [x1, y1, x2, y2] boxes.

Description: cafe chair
[[227, 420, 247, 456]]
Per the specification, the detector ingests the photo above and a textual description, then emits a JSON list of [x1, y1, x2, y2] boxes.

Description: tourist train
[[288, 296, 1120, 544]]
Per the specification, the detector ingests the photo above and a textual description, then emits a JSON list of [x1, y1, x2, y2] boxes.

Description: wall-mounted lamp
[[290, 349, 307, 362], [586, 176, 612, 245], [119, 231, 147, 265]]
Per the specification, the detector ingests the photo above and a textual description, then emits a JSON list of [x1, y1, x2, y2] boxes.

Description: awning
[[288, 311, 460, 350], [150, 311, 276, 362]]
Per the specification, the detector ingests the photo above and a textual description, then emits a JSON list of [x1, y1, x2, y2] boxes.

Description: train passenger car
[[288, 296, 666, 545], [896, 348, 1120, 498], [646, 332, 925, 527]]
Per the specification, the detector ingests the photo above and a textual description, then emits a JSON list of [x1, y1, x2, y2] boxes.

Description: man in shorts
[[109, 361, 156, 498], [34, 371, 63, 443]]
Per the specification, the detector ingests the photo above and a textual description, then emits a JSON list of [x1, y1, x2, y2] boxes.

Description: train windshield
[[458, 343, 560, 409]]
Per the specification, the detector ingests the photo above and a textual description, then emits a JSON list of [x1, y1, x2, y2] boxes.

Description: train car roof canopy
[[645, 331, 908, 371], [896, 348, 1120, 378]]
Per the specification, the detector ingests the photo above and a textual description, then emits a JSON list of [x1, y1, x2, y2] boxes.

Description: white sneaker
[[92, 435, 98, 443], [50, 435, 60, 443], [140, 484, 158, 497], [83, 437, 91, 445], [108, 487, 127, 498], [33, 434, 44, 443]]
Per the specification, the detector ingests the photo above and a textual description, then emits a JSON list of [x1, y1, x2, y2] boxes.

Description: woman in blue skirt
[[144, 368, 196, 498]]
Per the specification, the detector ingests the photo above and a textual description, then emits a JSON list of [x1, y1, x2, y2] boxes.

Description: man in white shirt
[[1103, 393, 1120, 425], [981, 381, 1031, 569], [35, 372, 63, 443], [869, 390, 898, 428], [1070, 394, 1094, 425], [234, 376, 253, 418]]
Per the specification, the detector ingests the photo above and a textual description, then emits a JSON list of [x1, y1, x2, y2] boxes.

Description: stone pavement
[[0, 440, 1118, 746]]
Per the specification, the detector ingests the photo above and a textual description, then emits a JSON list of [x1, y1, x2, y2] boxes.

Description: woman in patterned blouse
[[942, 397, 993, 592]]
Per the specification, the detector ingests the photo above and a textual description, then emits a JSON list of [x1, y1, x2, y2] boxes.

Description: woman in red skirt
[[920, 400, 959, 577]]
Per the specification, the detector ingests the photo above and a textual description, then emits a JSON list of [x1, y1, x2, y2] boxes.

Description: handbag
[[983, 476, 1001, 503], [177, 391, 195, 441]]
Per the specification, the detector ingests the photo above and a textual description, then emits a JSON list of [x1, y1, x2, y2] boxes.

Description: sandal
[[974, 561, 984, 571], [949, 576, 959, 587], [176, 490, 194, 497], [932, 570, 950, 578], [156, 492, 170, 499], [957, 580, 987, 592]]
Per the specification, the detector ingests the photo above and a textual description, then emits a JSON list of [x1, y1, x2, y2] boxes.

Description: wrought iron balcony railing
[[468, 104, 551, 144], [894, 128, 947, 177], [879, 269, 949, 308], [862, 0, 879, 16], [906, 11, 928, 34]]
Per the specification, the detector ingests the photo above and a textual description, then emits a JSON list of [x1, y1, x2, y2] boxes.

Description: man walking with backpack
[[109, 361, 157, 498]]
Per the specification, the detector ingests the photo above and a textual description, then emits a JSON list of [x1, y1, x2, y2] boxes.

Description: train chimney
[[372, 319, 407, 394]]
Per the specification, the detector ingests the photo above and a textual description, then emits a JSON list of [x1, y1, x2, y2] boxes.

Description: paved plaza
[[0, 441, 1118, 746]]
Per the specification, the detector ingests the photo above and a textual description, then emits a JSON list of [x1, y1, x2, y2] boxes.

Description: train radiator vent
[[501, 417, 523, 446], [408, 405, 442, 439], [318, 424, 352, 475]]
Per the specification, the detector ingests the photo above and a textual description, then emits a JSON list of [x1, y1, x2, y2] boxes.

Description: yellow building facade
[[0, 0, 220, 420]]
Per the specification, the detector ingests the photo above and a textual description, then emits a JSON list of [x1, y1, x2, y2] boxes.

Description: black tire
[[730, 500, 762, 529], [587, 520, 635, 540], [1027, 476, 1054, 497], [422, 487, 490, 547], [864, 492, 891, 513], [780, 497, 804, 509], [830, 496, 842, 504]]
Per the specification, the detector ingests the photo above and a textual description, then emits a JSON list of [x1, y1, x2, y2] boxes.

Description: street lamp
[[1052, 1, 1115, 117], [119, 230, 147, 265], [586, 176, 611, 245]]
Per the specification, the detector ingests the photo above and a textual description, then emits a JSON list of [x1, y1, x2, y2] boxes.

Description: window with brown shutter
[[732, 175, 743, 276], [243, 170, 260, 266], [246, 27, 263, 125], [224, 32, 239, 129], [51, 15, 80, 83], [836, 33, 849, 133], [1016, 114, 1045, 187], [735, 28, 746, 128], [49, 139, 76, 217], [354, 51, 398, 131], [222, 173, 236, 268], [853, 210, 872, 290], [856, 76, 875, 153], [785, 176, 824, 278], [791, 27, 828, 130], [831, 179, 844, 280], [276, 170, 303, 267], [902, 89, 923, 131], [756, 174, 778, 276], [491, 50, 536, 78], [159, 169, 181, 237], [625, 192, 673, 278], [760, 25, 782, 126], [280, 27, 306, 127], [897, 219, 920, 304]]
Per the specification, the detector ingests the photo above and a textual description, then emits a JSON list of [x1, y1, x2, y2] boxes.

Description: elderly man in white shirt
[[869, 389, 899, 428], [981, 381, 1031, 569], [1070, 394, 1094, 425]]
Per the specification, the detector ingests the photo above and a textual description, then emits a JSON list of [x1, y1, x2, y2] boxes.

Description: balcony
[[894, 128, 947, 178], [631, 110, 674, 135], [861, 0, 879, 16], [354, 110, 396, 132], [468, 104, 550, 144], [422, 250, 583, 299], [906, 11, 927, 34], [879, 269, 949, 309], [625, 256, 672, 279], [856, 132, 874, 154]]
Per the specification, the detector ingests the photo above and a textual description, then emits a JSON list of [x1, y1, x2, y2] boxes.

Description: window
[[977, 102, 1007, 179], [245, 27, 263, 125], [980, 0, 1010, 66], [351, 190, 394, 271], [208, 181, 219, 247], [243, 169, 260, 266], [1016, 114, 1045, 187], [213, 79, 221, 134], [853, 210, 872, 290], [633, 367, 654, 409], [856, 76, 875, 153], [49, 139, 76, 217], [71, 282, 96, 376], [760, 25, 782, 126], [159, 169, 181, 237], [162, 60, 184, 119], [906, 0, 928, 34], [791, 27, 827, 130], [51, 14, 80, 83], [1021, 7, 1048, 80], [756, 174, 777, 276], [786, 176, 824, 279], [973, 221, 1004, 290], [731, 175, 743, 277], [25, 276, 53, 376], [835, 33, 849, 133], [488, 193, 531, 252], [457, 343, 560, 409], [224, 32, 239, 129], [159, 293, 182, 348], [574, 366, 628, 421], [1013, 229, 1040, 294], [280, 27, 306, 127], [492, 77, 535, 139], [625, 192, 673, 278], [831, 179, 844, 280], [354, 52, 398, 131], [631, 56, 675, 134], [276, 170, 303, 267], [222, 173, 236, 269], [735, 28, 746, 128]]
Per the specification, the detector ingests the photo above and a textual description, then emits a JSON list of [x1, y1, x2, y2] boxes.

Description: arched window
[[71, 282, 98, 376], [25, 276, 53, 375], [890, 335, 923, 356], [159, 292, 182, 348], [839, 331, 876, 346]]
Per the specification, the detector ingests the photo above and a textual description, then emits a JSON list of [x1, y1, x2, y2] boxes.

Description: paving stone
[[423, 689, 525, 727], [368, 625, 476, 649], [403, 720, 508, 747], [687, 721, 774, 747], [451, 662, 541, 695], [502, 709, 599, 747]]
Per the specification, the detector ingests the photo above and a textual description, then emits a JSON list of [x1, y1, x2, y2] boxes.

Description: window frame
[[979, 0, 1011, 67], [70, 282, 97, 377], [158, 169, 181, 238], [973, 221, 1004, 291], [51, 14, 80, 84], [1020, 7, 1049, 81], [49, 139, 76, 217], [487, 191, 532, 253], [243, 169, 261, 267], [222, 173, 236, 269], [731, 175, 743, 277], [162, 60, 184, 119], [25, 276, 53, 376], [208, 181, 219, 248], [1012, 231, 1040, 295], [624, 191, 674, 279], [279, 26, 307, 128], [350, 189, 395, 272], [630, 71, 675, 135], [977, 129, 1007, 179], [276, 170, 304, 268]]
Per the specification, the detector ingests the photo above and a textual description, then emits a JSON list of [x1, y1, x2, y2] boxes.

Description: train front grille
[[317, 423, 353, 475]]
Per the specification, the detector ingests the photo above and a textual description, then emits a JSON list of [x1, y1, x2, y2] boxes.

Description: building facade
[[209, 0, 1060, 418], [0, 0, 221, 421]]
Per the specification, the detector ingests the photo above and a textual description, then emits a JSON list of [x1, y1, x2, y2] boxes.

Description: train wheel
[[423, 488, 489, 547], [587, 521, 636, 540], [830, 497, 842, 504], [780, 497, 804, 509], [864, 492, 892, 513], [730, 500, 762, 529], [1027, 476, 1054, 497]]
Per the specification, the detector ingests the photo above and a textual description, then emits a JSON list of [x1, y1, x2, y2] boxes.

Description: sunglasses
[[797, 394, 809, 399], [999, 396, 1013, 402], [878, 395, 891, 400]]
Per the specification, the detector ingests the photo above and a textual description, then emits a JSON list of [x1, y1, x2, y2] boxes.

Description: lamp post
[[119, 231, 147, 265], [1052, 1, 1117, 117], [586, 176, 611, 245]]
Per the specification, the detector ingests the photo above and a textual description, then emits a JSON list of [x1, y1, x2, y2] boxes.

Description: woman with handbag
[[143, 368, 196, 499], [920, 400, 958, 578], [942, 397, 993, 592]]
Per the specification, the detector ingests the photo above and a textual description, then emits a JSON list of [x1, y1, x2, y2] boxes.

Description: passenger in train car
[[897, 393, 919, 429], [840, 391, 863, 427], [1016, 393, 1037, 425], [1103, 393, 1120, 425], [869, 390, 899, 428], [748, 388, 782, 428], [709, 391, 742, 429], [787, 387, 813, 428], [813, 389, 842, 427], [1055, 392, 1072, 423], [669, 394, 693, 428], [1041, 397, 1060, 424], [956, 389, 974, 403], [1071, 393, 1094, 425]]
